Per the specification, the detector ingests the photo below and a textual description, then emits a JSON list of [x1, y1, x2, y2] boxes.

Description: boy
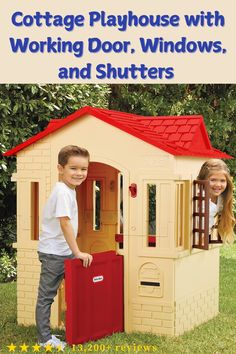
[[36, 145, 93, 349]]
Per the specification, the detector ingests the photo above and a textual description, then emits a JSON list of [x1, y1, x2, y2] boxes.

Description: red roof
[[4, 106, 232, 158]]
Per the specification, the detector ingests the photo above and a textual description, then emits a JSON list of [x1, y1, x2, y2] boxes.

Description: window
[[93, 180, 101, 231], [31, 182, 39, 240], [115, 173, 124, 249], [117, 173, 124, 249], [119, 174, 124, 234], [147, 184, 157, 247], [175, 181, 189, 250], [209, 216, 222, 244]]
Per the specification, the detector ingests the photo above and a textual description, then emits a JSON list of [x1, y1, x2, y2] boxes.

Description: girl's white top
[[209, 195, 223, 230]]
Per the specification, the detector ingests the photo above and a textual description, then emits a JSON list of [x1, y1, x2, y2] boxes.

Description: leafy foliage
[[0, 250, 17, 283], [0, 215, 16, 253]]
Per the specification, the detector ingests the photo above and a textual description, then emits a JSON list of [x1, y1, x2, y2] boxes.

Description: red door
[[65, 251, 124, 345]]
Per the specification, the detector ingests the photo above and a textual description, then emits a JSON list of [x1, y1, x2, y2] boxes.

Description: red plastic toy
[[65, 251, 124, 345]]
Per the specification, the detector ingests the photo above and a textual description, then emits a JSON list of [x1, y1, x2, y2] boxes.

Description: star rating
[[45, 343, 53, 352], [20, 343, 29, 352], [6, 342, 65, 352], [32, 343, 41, 352], [7, 343, 16, 352], [56, 344, 64, 352]]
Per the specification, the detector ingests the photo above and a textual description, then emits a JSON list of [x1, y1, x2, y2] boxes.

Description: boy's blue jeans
[[35, 252, 74, 342]]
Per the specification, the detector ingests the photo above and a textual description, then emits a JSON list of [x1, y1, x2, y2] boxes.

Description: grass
[[0, 245, 236, 353]]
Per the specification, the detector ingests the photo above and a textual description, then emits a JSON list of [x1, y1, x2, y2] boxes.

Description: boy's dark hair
[[58, 145, 90, 166]]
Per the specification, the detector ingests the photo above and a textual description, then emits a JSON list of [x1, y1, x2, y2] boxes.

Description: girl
[[197, 159, 235, 244]]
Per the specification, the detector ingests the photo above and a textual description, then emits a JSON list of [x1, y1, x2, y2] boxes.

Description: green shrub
[[0, 250, 17, 283], [0, 215, 16, 254]]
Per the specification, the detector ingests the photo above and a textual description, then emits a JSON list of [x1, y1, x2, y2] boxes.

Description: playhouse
[[5, 106, 231, 336]]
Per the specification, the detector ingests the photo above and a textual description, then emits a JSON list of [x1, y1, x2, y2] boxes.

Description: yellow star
[[32, 343, 41, 352], [20, 343, 28, 352], [7, 343, 16, 352], [56, 344, 64, 351], [45, 343, 53, 352]]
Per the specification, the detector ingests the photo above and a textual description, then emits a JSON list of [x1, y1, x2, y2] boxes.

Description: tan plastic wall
[[175, 246, 220, 335], [13, 114, 220, 335], [12, 141, 59, 326]]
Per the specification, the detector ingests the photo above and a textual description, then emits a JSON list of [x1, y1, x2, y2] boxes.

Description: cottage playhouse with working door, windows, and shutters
[[4, 106, 231, 337]]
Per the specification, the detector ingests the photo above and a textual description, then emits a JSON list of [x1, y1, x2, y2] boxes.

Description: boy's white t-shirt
[[38, 182, 78, 256]]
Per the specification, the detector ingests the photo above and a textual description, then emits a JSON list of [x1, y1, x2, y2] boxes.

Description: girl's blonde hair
[[197, 159, 235, 244]]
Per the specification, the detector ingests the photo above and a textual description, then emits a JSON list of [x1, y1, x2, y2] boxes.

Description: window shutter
[[192, 180, 209, 250]]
